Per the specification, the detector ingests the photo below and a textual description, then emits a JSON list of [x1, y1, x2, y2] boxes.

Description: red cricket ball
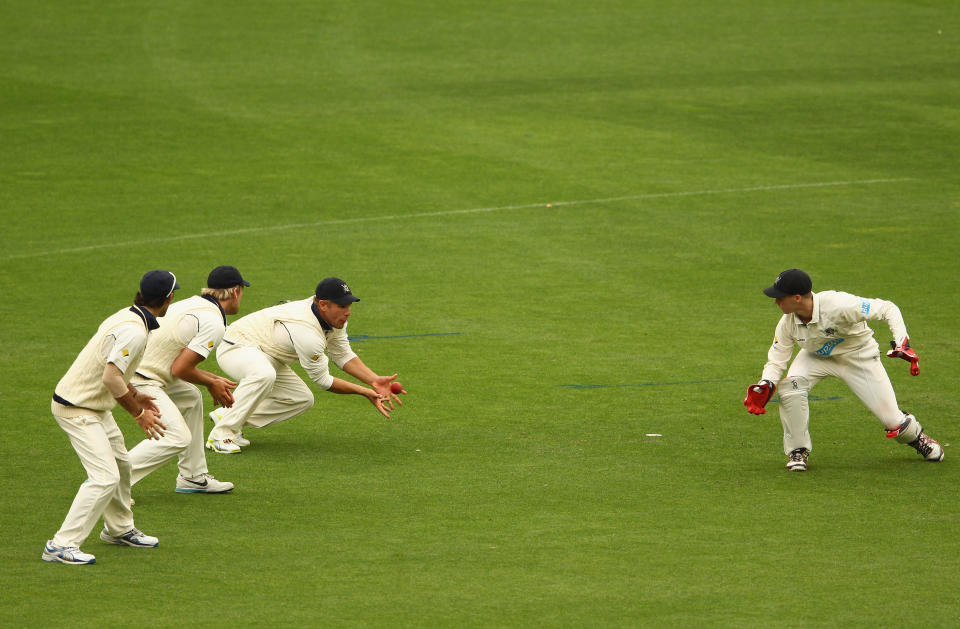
[[390, 381, 403, 394]]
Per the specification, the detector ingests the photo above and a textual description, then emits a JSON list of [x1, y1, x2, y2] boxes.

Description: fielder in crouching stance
[[43, 270, 175, 565], [205, 277, 402, 454], [744, 268, 943, 471], [127, 266, 250, 496]]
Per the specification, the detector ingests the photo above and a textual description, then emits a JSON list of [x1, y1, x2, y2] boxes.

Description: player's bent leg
[[886, 412, 944, 462], [778, 375, 812, 461]]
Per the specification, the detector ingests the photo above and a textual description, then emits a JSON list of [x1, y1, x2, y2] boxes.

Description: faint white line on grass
[[3, 178, 912, 261]]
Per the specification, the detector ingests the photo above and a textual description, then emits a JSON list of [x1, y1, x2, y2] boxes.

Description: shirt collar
[[201, 293, 227, 326], [808, 291, 821, 324], [130, 305, 160, 331], [311, 301, 333, 332]]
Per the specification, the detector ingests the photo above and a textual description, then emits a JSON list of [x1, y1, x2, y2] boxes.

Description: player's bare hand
[[134, 391, 161, 414], [208, 376, 238, 407], [367, 389, 392, 419], [137, 410, 167, 440], [373, 374, 403, 408]]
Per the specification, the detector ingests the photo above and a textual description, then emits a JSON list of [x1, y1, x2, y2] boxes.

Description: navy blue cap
[[207, 265, 250, 289], [315, 277, 360, 306], [140, 270, 180, 301], [763, 269, 812, 298]]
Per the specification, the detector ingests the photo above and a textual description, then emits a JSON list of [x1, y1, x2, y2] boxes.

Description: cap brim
[[762, 285, 788, 298], [332, 296, 360, 306], [241, 280, 251, 287]]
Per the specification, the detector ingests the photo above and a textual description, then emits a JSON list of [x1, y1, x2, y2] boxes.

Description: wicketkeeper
[[744, 268, 942, 471]]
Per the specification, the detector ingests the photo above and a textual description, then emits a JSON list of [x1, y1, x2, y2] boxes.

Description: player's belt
[[221, 339, 236, 345], [52, 393, 75, 407]]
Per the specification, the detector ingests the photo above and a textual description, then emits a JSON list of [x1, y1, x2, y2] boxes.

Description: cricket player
[[127, 266, 250, 495], [744, 268, 943, 471], [43, 270, 176, 565], [205, 277, 402, 454]]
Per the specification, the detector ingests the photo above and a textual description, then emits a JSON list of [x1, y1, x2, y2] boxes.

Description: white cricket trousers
[[51, 402, 135, 548], [128, 380, 207, 484], [779, 347, 903, 454], [207, 343, 314, 441]]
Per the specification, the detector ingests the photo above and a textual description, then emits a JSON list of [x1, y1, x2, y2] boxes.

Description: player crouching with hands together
[[205, 277, 403, 454], [43, 270, 175, 565], [744, 268, 943, 472]]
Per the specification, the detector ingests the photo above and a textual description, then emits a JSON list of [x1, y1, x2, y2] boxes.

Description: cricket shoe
[[209, 409, 250, 447], [176, 473, 234, 494], [42, 541, 95, 565], [786, 448, 809, 471], [909, 433, 944, 462], [206, 437, 241, 454], [99, 527, 159, 548]]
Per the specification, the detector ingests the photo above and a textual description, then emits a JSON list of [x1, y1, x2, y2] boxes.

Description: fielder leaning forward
[[44, 271, 175, 565], [127, 266, 250, 495], [745, 269, 943, 471], [206, 277, 402, 454]]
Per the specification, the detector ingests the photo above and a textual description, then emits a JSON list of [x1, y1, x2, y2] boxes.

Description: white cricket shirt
[[761, 290, 909, 383]]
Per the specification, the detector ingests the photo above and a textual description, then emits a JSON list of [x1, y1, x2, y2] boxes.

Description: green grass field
[[2, 1, 959, 627]]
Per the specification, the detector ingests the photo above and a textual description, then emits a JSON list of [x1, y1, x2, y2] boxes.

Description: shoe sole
[[785, 463, 807, 471], [205, 442, 241, 454], [42, 553, 95, 565], [100, 532, 158, 548], [175, 487, 234, 494]]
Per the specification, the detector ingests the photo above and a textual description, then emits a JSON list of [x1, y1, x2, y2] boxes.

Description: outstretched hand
[[372, 373, 404, 410]]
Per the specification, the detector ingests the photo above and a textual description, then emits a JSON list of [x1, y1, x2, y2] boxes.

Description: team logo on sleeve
[[208, 341, 215, 348], [311, 353, 320, 361], [121, 349, 129, 357]]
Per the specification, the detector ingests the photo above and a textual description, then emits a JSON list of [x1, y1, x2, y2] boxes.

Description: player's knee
[[294, 389, 314, 413], [779, 376, 809, 397], [87, 471, 122, 494], [244, 367, 277, 391], [169, 428, 192, 449]]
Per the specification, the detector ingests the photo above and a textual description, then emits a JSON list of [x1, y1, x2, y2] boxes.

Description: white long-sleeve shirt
[[761, 290, 908, 383], [223, 298, 357, 390]]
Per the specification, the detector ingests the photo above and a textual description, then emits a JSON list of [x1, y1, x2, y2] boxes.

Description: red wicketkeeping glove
[[744, 380, 776, 415], [886, 338, 919, 376]]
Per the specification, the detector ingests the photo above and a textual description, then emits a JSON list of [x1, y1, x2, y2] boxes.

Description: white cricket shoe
[[42, 541, 95, 565], [209, 409, 250, 447], [786, 448, 809, 471], [176, 473, 234, 494], [99, 527, 159, 548], [206, 437, 241, 454], [910, 433, 944, 462]]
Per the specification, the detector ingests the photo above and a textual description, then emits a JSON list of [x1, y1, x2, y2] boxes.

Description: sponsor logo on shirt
[[861, 300, 870, 314], [814, 338, 844, 357]]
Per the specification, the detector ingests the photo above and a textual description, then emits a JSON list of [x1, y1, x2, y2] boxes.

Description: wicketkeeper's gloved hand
[[744, 380, 776, 415], [886, 338, 919, 376]]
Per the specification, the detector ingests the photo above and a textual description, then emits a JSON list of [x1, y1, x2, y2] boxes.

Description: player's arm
[[341, 356, 402, 408], [171, 348, 238, 406], [746, 318, 793, 415], [100, 327, 166, 438], [858, 296, 919, 375]]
